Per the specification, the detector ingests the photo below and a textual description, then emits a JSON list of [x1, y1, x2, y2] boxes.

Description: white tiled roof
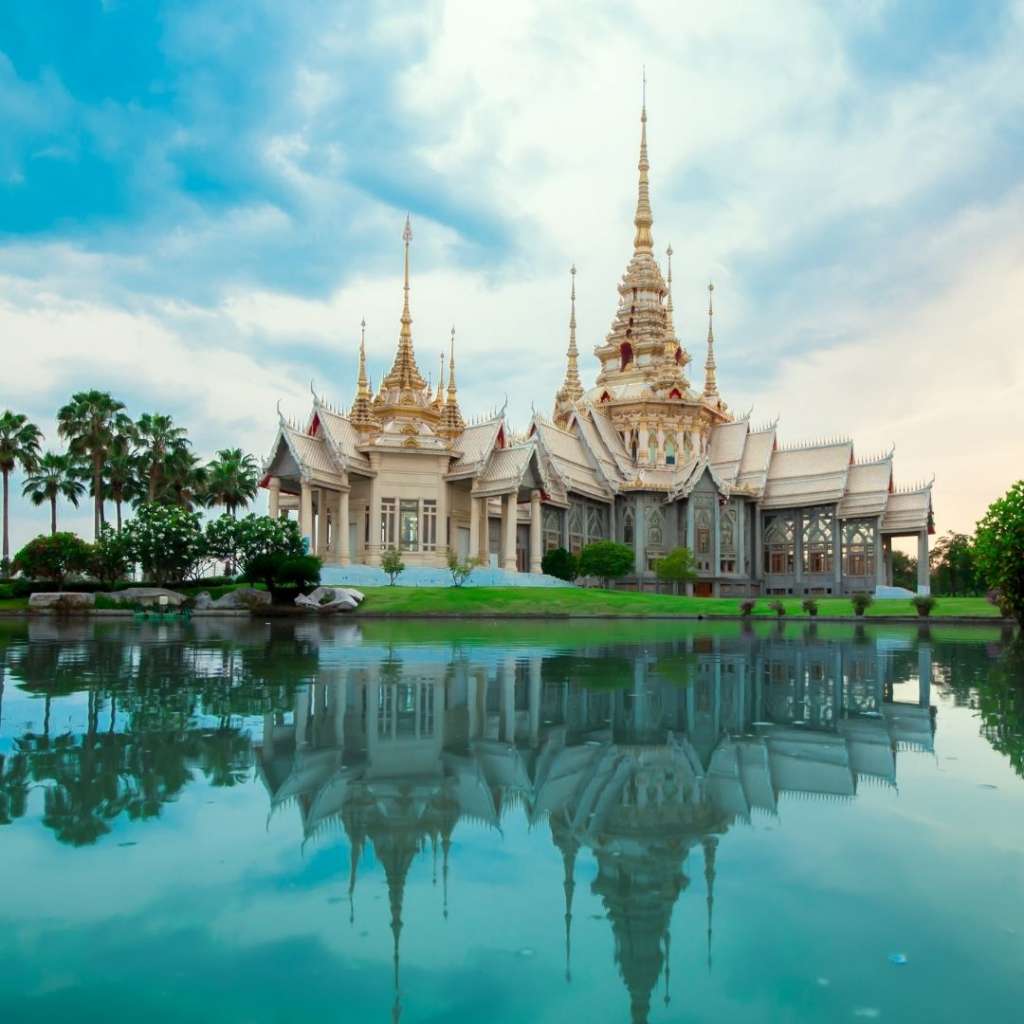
[[881, 487, 932, 533], [285, 425, 341, 478], [451, 419, 502, 472], [314, 406, 371, 471], [762, 441, 852, 509], [532, 415, 610, 500], [837, 458, 892, 519], [477, 444, 535, 493]]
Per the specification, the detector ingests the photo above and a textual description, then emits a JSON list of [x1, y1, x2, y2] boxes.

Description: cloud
[[1, 0, 1023, 550]]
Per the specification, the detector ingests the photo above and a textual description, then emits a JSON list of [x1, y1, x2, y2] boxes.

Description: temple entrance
[[694, 581, 713, 597]]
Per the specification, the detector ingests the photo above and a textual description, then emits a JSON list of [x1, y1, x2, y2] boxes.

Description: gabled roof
[[586, 405, 634, 477], [668, 457, 731, 500], [762, 441, 852, 509], [313, 403, 372, 472], [837, 456, 893, 519], [475, 442, 555, 497], [708, 418, 749, 486], [264, 422, 343, 485], [735, 427, 775, 495], [531, 414, 613, 501], [449, 417, 504, 477], [881, 484, 933, 533], [574, 410, 627, 487]]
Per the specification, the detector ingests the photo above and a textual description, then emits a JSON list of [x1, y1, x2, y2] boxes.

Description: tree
[[241, 552, 321, 601], [121, 502, 204, 585], [0, 410, 43, 566], [654, 546, 697, 593], [104, 424, 141, 531], [578, 540, 634, 588], [891, 550, 918, 592], [56, 390, 128, 539], [974, 481, 1024, 626], [447, 550, 479, 587], [929, 531, 980, 596], [13, 533, 92, 587], [21, 453, 86, 535], [381, 547, 405, 585], [89, 525, 134, 587], [205, 448, 259, 518], [135, 412, 189, 502], [229, 514, 306, 567], [158, 447, 207, 509], [541, 547, 578, 582]]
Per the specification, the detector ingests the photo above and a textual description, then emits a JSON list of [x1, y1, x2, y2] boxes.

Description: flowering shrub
[[230, 514, 305, 569], [122, 503, 204, 585], [89, 525, 134, 587], [13, 532, 92, 587]]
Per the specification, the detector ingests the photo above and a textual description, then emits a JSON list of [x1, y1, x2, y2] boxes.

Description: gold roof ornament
[[556, 263, 585, 410], [434, 350, 446, 409], [440, 325, 465, 435], [350, 317, 379, 430], [704, 282, 719, 398], [634, 69, 653, 255]]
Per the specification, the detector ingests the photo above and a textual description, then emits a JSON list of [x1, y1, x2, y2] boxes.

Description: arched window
[[648, 440, 658, 464], [665, 438, 677, 465], [623, 507, 635, 545], [620, 342, 633, 370], [630, 432, 638, 462]]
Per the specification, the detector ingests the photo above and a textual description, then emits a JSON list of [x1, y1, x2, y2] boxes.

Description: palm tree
[[104, 425, 142, 531], [205, 448, 260, 518], [21, 452, 86, 534], [135, 413, 189, 502], [0, 411, 43, 566], [56, 391, 128, 538], [159, 448, 208, 510]]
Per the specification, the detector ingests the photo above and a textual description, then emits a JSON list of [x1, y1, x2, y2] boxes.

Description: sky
[[2, 0, 1023, 551]]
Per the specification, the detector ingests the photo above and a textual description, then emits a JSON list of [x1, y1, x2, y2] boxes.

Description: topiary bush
[[578, 541, 634, 588], [122, 503, 205, 585], [912, 594, 937, 618], [381, 547, 405, 586], [851, 592, 874, 617], [541, 547, 578, 582], [801, 597, 819, 617], [242, 552, 321, 603], [12, 532, 92, 588]]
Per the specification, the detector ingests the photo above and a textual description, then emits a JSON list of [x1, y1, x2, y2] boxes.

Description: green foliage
[[0, 409, 44, 563], [891, 550, 918, 592], [851, 592, 874, 616], [12, 532, 92, 586], [89, 525, 134, 587], [381, 547, 405, 585], [578, 541, 634, 587], [740, 599, 756, 616], [121, 502, 204, 586], [204, 448, 259, 516], [930, 531, 981, 596], [801, 597, 819, 616], [541, 547, 578, 582], [242, 553, 321, 597], [655, 547, 698, 586], [231, 514, 305, 567], [912, 594, 937, 618], [769, 599, 786, 617], [447, 550, 479, 587], [974, 481, 1024, 625]]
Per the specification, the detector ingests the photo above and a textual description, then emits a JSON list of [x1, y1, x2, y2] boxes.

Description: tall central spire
[[378, 215, 428, 396], [704, 282, 718, 398], [633, 71, 654, 254]]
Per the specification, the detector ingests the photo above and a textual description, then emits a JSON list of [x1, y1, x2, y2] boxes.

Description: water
[[1, 617, 1023, 1023]]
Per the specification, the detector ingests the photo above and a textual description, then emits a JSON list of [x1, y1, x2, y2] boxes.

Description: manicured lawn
[[0, 597, 29, 612], [353, 587, 1002, 619]]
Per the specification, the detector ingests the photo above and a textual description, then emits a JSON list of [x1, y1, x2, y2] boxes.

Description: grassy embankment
[[351, 587, 1000, 619]]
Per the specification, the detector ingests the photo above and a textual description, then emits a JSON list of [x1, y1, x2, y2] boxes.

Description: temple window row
[[568, 499, 610, 555], [380, 497, 438, 552]]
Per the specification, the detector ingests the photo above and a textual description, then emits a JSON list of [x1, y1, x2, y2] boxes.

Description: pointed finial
[[556, 264, 583, 412], [440, 324, 464, 435], [704, 281, 718, 398], [633, 75, 653, 253], [435, 349, 446, 406]]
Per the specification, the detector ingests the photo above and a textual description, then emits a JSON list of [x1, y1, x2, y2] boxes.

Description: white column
[[529, 490, 543, 574], [917, 529, 930, 595], [528, 656, 542, 746], [638, 424, 650, 465], [316, 488, 329, 557], [502, 492, 517, 571], [339, 489, 351, 565], [367, 457, 381, 566], [469, 494, 480, 562], [874, 516, 886, 590], [502, 656, 516, 742], [268, 477, 281, 518], [832, 512, 842, 594], [884, 536, 894, 586], [436, 470, 449, 560], [299, 481, 314, 552]]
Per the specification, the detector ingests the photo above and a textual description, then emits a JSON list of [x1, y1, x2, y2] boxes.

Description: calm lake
[[1, 617, 1023, 1023]]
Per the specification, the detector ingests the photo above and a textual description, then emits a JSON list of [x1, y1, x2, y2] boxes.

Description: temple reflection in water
[[258, 628, 934, 1024]]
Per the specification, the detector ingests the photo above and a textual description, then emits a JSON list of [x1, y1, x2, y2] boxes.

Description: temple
[[258, 627, 936, 1023], [261, 96, 934, 595]]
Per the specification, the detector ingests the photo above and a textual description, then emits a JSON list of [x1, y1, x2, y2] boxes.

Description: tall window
[[647, 439, 658, 464], [623, 507, 635, 545], [568, 504, 584, 555], [647, 506, 664, 548], [803, 508, 834, 574], [720, 502, 737, 574], [694, 494, 715, 573], [542, 507, 562, 552], [665, 437, 677, 466], [763, 513, 795, 575], [381, 498, 397, 548], [843, 520, 876, 576], [399, 499, 419, 550], [422, 500, 437, 551]]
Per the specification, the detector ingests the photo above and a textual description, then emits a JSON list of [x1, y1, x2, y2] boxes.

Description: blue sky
[[2, 0, 1023, 548]]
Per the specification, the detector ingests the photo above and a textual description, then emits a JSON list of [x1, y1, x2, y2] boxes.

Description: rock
[[28, 592, 96, 610], [194, 592, 214, 610], [104, 587, 186, 607], [211, 588, 271, 610], [294, 586, 360, 613]]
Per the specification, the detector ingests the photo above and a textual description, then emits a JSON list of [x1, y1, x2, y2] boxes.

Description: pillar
[[917, 529, 930, 596], [502, 656, 516, 743], [299, 481, 313, 552], [917, 640, 932, 707], [713, 497, 722, 581], [753, 504, 763, 583], [502, 492, 517, 571], [294, 686, 310, 749], [874, 516, 886, 591], [529, 490, 543, 574], [832, 512, 842, 594], [793, 510, 803, 591], [367, 457, 381, 565], [268, 477, 281, 518], [436, 469, 449, 559], [638, 423, 650, 465], [316, 488, 329, 557], [469, 494, 480, 563], [339, 489, 351, 565], [634, 500, 646, 575], [528, 656, 542, 746], [883, 536, 894, 587]]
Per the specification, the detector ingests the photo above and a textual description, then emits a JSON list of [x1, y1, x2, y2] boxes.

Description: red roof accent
[[668, 388, 682, 399], [308, 413, 321, 437]]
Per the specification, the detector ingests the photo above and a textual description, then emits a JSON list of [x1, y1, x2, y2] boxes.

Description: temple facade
[[261, 100, 934, 595]]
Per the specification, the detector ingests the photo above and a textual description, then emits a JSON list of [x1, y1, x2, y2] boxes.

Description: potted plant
[[740, 599, 756, 617], [769, 599, 786, 618], [912, 594, 936, 618], [801, 597, 819, 617], [851, 592, 874, 617]]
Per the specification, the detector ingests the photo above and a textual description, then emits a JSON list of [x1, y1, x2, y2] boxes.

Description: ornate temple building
[[262, 100, 934, 595]]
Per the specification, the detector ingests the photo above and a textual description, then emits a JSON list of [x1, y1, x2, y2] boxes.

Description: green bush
[[974, 481, 1024, 626], [912, 594, 937, 618], [541, 547, 578, 582], [122, 503, 205, 585], [381, 547, 405, 586], [769, 599, 786, 617], [12, 533, 92, 588], [851, 592, 874, 616], [447, 550, 479, 587], [89, 525, 134, 588], [801, 597, 819, 617], [242, 553, 321, 600], [655, 547, 697, 589], [578, 541, 634, 588]]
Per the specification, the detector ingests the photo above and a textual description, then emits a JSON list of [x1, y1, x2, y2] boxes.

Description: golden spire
[[378, 216, 428, 396], [558, 264, 584, 404], [440, 325, 465, 435], [664, 243, 677, 342], [703, 281, 718, 398], [435, 350, 446, 407], [633, 70, 653, 254], [350, 317, 379, 429]]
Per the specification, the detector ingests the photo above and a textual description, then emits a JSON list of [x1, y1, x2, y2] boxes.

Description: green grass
[[0, 597, 29, 612], [352, 587, 1002, 619]]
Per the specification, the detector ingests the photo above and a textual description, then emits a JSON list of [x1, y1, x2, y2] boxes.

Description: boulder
[[294, 586, 361, 613], [105, 587, 186, 608], [211, 588, 271, 610], [28, 591, 96, 611], [194, 592, 214, 610]]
